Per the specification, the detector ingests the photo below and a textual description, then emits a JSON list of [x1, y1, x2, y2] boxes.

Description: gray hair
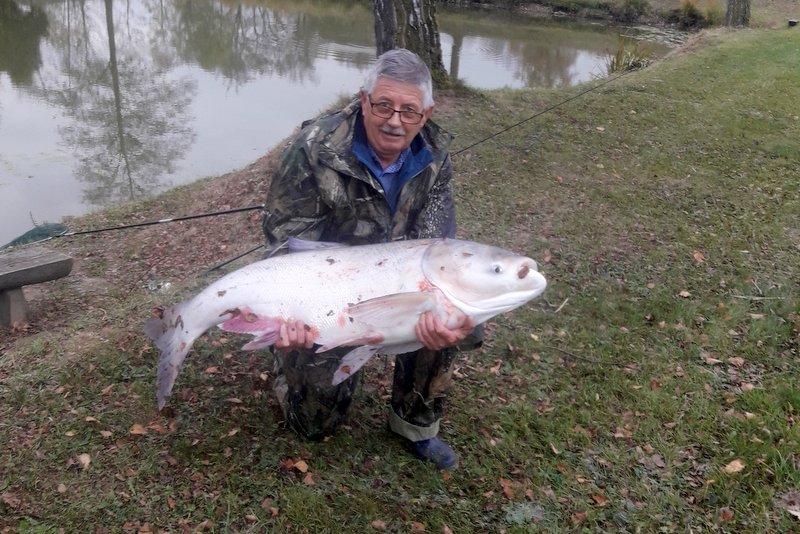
[[363, 48, 434, 109]]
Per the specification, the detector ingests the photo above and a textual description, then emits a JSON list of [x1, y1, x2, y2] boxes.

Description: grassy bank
[[2, 25, 799, 534], [475, 0, 797, 28]]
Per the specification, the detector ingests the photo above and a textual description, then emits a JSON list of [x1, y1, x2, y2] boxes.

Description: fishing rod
[[1, 204, 265, 254], [58, 204, 265, 237]]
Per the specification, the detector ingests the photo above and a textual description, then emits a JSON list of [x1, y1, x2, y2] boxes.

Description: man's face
[[360, 77, 433, 166]]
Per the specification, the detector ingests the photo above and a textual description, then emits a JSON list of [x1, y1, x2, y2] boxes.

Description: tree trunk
[[372, 0, 450, 88], [726, 0, 750, 26]]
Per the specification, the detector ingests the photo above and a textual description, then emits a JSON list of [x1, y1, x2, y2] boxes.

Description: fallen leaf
[[596, 126, 606, 132], [148, 422, 167, 434], [84, 416, 98, 423], [718, 507, 734, 522], [64, 431, 76, 437], [443, 526, 454, 534], [411, 522, 426, 533], [1, 492, 21, 509], [701, 351, 723, 365], [57, 483, 67, 493], [728, 357, 745, 367], [100, 430, 113, 438], [293, 460, 309, 473], [592, 494, 609, 506], [741, 383, 755, 392], [724, 459, 745, 474], [129, 424, 148, 435], [77, 453, 91, 470], [245, 514, 257, 523], [678, 290, 691, 298], [226, 398, 243, 404], [371, 520, 387, 531], [572, 511, 587, 525], [499, 478, 515, 499], [302, 472, 316, 486], [205, 366, 219, 374], [692, 250, 706, 263]]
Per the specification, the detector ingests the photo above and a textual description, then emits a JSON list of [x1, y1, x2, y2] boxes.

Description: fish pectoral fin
[[332, 346, 380, 386], [346, 292, 436, 328]]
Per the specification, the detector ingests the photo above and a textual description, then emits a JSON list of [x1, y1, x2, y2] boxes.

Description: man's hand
[[275, 319, 317, 350], [415, 311, 475, 351]]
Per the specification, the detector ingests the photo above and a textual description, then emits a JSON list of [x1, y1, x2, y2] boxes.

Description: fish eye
[[493, 265, 503, 274]]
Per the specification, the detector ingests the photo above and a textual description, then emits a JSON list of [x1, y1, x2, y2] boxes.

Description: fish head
[[422, 239, 547, 323]]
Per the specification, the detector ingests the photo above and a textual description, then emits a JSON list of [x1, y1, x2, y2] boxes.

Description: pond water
[[0, 0, 674, 246]]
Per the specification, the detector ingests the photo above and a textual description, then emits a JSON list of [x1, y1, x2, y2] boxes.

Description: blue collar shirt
[[352, 114, 433, 214]]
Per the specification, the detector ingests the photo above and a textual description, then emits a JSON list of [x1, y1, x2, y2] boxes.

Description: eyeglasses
[[367, 97, 425, 125]]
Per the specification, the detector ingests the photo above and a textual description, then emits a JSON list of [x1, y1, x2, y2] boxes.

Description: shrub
[[666, 0, 716, 28], [606, 36, 653, 73], [611, 0, 650, 22]]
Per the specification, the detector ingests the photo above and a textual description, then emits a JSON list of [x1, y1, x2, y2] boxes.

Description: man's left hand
[[415, 311, 475, 351]]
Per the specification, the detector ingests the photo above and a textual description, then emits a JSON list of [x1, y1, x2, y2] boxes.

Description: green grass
[[3, 26, 800, 533]]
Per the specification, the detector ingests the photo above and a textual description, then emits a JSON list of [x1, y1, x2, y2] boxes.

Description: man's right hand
[[275, 319, 317, 350]]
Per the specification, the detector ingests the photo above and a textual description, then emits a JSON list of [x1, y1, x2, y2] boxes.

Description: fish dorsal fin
[[287, 237, 349, 253]]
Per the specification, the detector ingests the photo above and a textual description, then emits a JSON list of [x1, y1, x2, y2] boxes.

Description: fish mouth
[[443, 270, 547, 321]]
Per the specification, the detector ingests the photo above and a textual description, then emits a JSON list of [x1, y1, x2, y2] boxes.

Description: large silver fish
[[145, 238, 547, 409]]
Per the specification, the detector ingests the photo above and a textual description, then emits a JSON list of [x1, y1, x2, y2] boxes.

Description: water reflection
[[0, 1, 48, 87], [0, 0, 669, 246]]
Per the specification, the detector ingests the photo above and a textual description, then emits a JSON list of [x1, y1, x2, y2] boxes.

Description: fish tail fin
[[144, 301, 198, 410]]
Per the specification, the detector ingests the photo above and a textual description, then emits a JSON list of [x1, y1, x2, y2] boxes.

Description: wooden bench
[[0, 247, 74, 326]]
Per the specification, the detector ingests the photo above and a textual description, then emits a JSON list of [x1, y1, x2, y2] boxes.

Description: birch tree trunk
[[372, 0, 450, 88]]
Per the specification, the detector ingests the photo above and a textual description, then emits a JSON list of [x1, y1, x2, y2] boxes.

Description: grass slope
[[2, 27, 799, 533]]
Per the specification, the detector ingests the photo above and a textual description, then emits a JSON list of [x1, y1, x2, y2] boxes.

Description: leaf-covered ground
[[2, 26, 799, 533]]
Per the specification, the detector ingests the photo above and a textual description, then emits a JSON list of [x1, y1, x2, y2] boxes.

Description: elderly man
[[261, 48, 476, 469]]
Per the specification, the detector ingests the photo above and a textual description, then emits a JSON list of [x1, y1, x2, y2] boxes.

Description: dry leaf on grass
[[76, 453, 91, 470], [724, 459, 745, 474]]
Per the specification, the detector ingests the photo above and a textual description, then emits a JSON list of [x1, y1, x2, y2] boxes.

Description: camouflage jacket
[[262, 98, 455, 252]]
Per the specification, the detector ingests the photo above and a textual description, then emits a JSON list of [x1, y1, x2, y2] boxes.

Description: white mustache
[[380, 125, 405, 136]]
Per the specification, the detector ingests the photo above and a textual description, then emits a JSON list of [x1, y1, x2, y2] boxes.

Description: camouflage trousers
[[272, 346, 457, 442]]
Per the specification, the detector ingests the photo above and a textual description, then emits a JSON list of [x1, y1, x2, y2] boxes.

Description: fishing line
[[5, 68, 635, 267], [451, 69, 632, 157]]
